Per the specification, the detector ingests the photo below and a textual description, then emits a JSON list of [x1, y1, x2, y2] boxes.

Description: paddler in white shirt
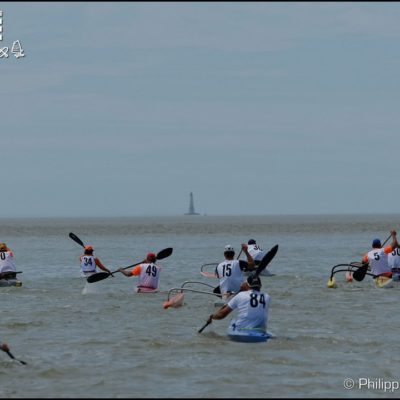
[[118, 252, 162, 292], [0, 341, 10, 353], [79, 245, 111, 277], [206, 274, 270, 334], [0, 243, 17, 279], [388, 240, 400, 280], [215, 244, 255, 301], [361, 230, 398, 278], [247, 239, 265, 263]]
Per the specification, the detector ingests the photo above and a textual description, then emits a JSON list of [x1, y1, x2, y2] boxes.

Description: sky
[[1, 1, 400, 217]]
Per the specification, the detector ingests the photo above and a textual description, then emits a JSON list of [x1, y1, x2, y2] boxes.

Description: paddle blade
[[156, 247, 173, 260], [255, 244, 279, 277], [213, 285, 221, 294], [69, 232, 85, 248], [352, 263, 369, 282], [87, 272, 111, 283]]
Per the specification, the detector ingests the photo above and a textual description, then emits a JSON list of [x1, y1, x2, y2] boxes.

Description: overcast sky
[[1, 2, 400, 217]]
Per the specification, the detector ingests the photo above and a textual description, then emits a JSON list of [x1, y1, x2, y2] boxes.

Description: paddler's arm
[[207, 304, 233, 324], [382, 230, 399, 254], [239, 243, 255, 271], [95, 258, 111, 274], [118, 265, 141, 277], [389, 230, 398, 250]]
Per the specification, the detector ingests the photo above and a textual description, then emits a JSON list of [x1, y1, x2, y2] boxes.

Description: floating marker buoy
[[327, 277, 337, 288]]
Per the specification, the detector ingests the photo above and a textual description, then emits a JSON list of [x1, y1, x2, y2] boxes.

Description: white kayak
[[227, 324, 272, 343]]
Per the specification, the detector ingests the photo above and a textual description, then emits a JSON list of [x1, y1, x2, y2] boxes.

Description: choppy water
[[1, 215, 400, 398]]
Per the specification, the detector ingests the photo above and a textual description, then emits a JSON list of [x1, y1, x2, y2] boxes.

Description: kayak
[[0, 278, 22, 287], [227, 324, 272, 343], [373, 276, 399, 289]]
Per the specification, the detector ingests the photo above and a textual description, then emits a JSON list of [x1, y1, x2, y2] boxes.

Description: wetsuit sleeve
[[131, 265, 141, 276], [384, 246, 393, 254]]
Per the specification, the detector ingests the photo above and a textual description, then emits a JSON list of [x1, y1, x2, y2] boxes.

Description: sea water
[[1, 215, 400, 398]]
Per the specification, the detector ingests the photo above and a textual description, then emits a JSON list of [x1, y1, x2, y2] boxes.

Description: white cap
[[224, 245, 234, 252]]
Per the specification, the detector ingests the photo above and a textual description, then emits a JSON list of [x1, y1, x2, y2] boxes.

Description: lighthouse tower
[[185, 192, 200, 215]]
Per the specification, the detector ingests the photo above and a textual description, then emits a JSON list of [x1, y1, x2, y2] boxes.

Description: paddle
[[0, 271, 23, 280], [2, 348, 27, 365], [353, 233, 392, 282], [87, 247, 173, 283], [69, 232, 85, 248], [198, 244, 279, 333]]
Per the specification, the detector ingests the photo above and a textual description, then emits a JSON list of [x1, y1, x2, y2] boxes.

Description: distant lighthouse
[[185, 192, 200, 215]]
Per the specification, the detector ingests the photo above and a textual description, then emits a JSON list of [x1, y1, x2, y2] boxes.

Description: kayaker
[[0, 341, 10, 353], [206, 274, 270, 333], [0, 243, 17, 279], [118, 252, 162, 293], [79, 245, 111, 277], [215, 244, 255, 300], [362, 230, 399, 278], [248, 238, 271, 269], [388, 241, 400, 280], [247, 239, 266, 264]]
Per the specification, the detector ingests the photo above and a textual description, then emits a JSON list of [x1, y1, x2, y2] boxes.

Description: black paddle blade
[[213, 285, 221, 294], [352, 263, 369, 282], [69, 232, 85, 248], [87, 272, 111, 283], [255, 244, 279, 277], [156, 247, 173, 260]]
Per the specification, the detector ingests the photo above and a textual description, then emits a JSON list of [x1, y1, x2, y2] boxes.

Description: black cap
[[247, 274, 262, 288], [372, 238, 381, 248], [248, 239, 256, 245]]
